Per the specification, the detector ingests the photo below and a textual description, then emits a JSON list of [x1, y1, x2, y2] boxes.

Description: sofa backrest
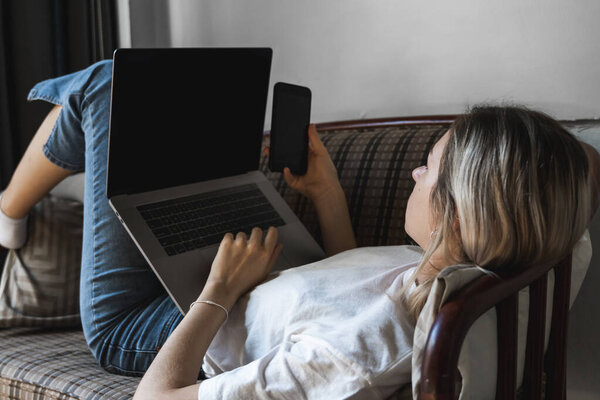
[[259, 117, 600, 255], [259, 122, 448, 247]]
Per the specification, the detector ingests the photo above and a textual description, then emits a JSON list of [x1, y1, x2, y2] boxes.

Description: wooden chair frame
[[315, 114, 572, 400], [419, 257, 571, 400]]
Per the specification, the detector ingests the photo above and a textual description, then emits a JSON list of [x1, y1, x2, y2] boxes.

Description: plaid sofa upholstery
[[0, 123, 447, 400], [260, 124, 446, 248], [0, 328, 139, 399]]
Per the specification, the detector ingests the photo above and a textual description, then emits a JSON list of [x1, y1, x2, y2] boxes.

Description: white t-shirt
[[198, 245, 422, 399]]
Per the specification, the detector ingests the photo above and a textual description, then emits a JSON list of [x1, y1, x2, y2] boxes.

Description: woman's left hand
[[265, 125, 341, 204], [202, 227, 283, 308]]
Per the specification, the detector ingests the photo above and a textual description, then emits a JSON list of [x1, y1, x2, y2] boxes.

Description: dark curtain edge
[[0, 1, 17, 188]]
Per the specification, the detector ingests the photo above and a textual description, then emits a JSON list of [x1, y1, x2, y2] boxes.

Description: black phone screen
[[269, 82, 311, 175]]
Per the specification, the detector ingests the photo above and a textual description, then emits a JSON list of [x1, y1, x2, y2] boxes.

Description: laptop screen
[[107, 48, 272, 197]]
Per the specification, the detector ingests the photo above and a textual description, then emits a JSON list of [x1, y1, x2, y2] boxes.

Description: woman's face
[[405, 130, 451, 250]]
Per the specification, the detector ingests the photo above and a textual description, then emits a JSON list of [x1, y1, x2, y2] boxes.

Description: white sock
[[0, 193, 28, 249]]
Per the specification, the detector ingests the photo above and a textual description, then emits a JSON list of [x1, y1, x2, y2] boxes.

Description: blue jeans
[[28, 61, 184, 376]]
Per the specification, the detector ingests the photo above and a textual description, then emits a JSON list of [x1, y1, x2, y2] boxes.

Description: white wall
[[163, 0, 600, 125], [118, 0, 600, 122]]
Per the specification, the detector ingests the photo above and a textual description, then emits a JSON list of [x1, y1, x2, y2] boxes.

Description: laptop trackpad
[[272, 250, 293, 272], [277, 224, 325, 270]]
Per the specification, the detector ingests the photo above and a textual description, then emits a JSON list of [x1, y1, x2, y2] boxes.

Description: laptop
[[107, 48, 325, 313]]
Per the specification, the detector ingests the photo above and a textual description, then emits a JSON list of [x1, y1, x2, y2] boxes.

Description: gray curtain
[[0, 0, 117, 263]]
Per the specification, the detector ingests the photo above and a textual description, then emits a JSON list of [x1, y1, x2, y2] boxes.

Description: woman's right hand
[[266, 124, 341, 203]]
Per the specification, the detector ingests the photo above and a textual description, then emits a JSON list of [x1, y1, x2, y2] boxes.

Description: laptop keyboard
[[137, 184, 285, 256]]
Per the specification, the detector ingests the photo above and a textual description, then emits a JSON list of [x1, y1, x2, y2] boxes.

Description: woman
[[0, 61, 598, 399]]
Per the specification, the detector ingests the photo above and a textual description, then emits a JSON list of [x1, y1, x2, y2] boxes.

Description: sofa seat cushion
[[0, 328, 138, 399], [0, 326, 417, 400]]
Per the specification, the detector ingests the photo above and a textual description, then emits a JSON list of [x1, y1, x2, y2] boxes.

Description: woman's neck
[[415, 249, 454, 285]]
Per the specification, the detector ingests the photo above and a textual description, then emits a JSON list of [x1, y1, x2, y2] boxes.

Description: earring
[[430, 229, 438, 239]]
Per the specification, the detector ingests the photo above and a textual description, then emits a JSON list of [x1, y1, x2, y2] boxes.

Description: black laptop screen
[[107, 48, 272, 197]]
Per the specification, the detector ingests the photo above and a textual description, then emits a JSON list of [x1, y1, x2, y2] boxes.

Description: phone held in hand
[[269, 82, 311, 175]]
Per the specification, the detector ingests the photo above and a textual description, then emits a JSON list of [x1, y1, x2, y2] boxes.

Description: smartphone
[[269, 82, 311, 175]]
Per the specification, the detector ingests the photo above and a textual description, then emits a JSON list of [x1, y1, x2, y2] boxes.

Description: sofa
[[0, 116, 598, 399]]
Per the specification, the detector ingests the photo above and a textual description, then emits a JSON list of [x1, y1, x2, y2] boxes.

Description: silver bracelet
[[189, 300, 228, 320]]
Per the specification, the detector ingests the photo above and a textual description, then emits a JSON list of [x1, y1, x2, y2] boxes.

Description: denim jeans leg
[[36, 61, 183, 376]]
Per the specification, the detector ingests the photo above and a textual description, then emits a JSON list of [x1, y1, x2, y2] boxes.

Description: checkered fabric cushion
[[259, 124, 447, 247], [0, 195, 83, 328], [0, 123, 448, 399], [0, 328, 138, 400]]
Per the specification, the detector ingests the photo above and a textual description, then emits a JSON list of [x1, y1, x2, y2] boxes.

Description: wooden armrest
[[420, 256, 571, 400]]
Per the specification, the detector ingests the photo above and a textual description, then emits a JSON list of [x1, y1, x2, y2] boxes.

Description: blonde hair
[[403, 106, 591, 320]]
